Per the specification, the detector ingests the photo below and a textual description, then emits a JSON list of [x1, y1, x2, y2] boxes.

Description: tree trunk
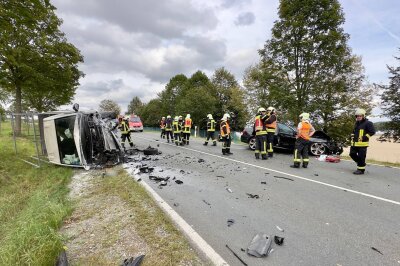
[[15, 84, 22, 136]]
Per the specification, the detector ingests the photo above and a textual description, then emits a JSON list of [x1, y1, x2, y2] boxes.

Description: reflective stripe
[[354, 142, 369, 147], [303, 159, 309, 162], [256, 130, 267, 135], [268, 143, 273, 152], [358, 166, 366, 170], [266, 128, 276, 133], [366, 134, 371, 138], [358, 129, 364, 142]]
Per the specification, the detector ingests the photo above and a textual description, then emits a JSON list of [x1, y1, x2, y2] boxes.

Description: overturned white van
[[43, 111, 122, 169]]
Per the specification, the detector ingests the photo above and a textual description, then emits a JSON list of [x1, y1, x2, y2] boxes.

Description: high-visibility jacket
[[165, 119, 172, 131], [254, 115, 267, 135], [351, 119, 375, 147], [119, 120, 130, 134], [207, 119, 216, 132], [297, 121, 314, 140], [265, 114, 277, 133], [183, 118, 192, 133], [173, 121, 182, 133], [160, 120, 165, 129], [220, 121, 230, 137]]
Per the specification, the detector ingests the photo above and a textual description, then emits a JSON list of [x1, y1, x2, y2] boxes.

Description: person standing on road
[[220, 113, 233, 155], [164, 115, 173, 143], [265, 107, 277, 158], [183, 114, 192, 145], [119, 116, 134, 150], [160, 116, 166, 139], [291, 113, 315, 168], [253, 107, 268, 160], [203, 114, 217, 146], [349, 108, 376, 175], [173, 116, 183, 146], [178, 115, 184, 145]]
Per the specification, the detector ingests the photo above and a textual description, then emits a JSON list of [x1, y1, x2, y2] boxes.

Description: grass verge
[[67, 168, 205, 266], [0, 121, 73, 265]]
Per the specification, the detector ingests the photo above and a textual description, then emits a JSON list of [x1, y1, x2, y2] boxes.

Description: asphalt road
[[128, 131, 400, 266]]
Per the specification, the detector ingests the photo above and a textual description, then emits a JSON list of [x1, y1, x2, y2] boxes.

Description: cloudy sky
[[52, 0, 400, 120]]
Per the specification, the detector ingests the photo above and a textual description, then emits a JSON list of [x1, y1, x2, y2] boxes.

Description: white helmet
[[355, 108, 366, 116], [222, 113, 230, 121], [167, 115, 171, 119], [178, 115, 183, 119], [162, 116, 165, 119], [267, 106, 275, 113], [186, 114, 191, 119], [258, 107, 266, 113], [207, 114, 213, 119], [299, 112, 310, 120], [174, 116, 179, 121], [124, 115, 130, 120]]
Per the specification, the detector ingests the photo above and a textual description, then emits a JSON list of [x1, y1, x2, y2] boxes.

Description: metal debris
[[274, 236, 284, 245], [261, 181, 267, 184], [247, 233, 272, 257], [371, 247, 383, 255], [274, 176, 294, 181], [175, 180, 183, 184], [226, 188, 233, 193], [203, 200, 211, 206], [198, 158, 205, 163], [246, 193, 259, 199], [227, 219, 235, 227], [276, 225, 284, 232]]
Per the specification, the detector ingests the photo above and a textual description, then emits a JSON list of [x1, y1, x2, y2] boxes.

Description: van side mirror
[[72, 103, 79, 112]]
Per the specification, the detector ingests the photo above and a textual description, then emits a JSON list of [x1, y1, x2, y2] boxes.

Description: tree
[[127, 96, 144, 116], [140, 99, 162, 127], [211, 67, 249, 130], [158, 74, 188, 116], [98, 100, 121, 116], [377, 51, 400, 142], [256, 0, 372, 141], [0, 0, 84, 134]]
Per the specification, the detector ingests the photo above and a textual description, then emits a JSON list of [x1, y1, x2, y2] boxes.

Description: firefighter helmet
[[167, 115, 171, 119], [174, 116, 179, 121], [222, 113, 230, 121], [267, 106, 275, 113], [299, 112, 310, 120], [355, 108, 366, 116], [186, 114, 191, 119], [162, 116, 165, 119], [258, 107, 266, 113], [207, 114, 213, 119]]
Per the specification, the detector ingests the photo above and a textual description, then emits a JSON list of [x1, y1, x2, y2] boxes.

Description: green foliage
[[98, 99, 121, 115], [140, 99, 163, 127], [158, 74, 188, 116], [0, 121, 72, 265], [250, 0, 373, 142], [127, 96, 144, 116], [377, 50, 400, 142], [0, 0, 84, 116]]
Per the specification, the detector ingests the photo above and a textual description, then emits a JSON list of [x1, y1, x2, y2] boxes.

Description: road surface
[[127, 131, 400, 266]]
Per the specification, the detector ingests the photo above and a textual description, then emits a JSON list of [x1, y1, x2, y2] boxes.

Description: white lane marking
[[138, 135, 400, 206], [127, 170, 229, 266]]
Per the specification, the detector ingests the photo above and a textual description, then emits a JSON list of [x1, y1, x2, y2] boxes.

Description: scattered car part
[[203, 200, 211, 206], [227, 219, 235, 227], [261, 181, 267, 184], [274, 176, 294, 181], [198, 158, 205, 163], [175, 180, 183, 184], [276, 225, 284, 232], [122, 254, 145, 266], [143, 146, 158, 155], [274, 236, 284, 245], [226, 244, 248, 266], [247, 233, 272, 257], [226, 188, 233, 193], [246, 193, 259, 199], [371, 247, 383, 255], [325, 155, 341, 163]]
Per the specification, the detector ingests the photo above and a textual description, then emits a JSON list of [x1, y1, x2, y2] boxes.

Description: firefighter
[[220, 113, 233, 155], [265, 107, 277, 157], [164, 115, 173, 143], [349, 108, 375, 175], [173, 116, 183, 146], [119, 116, 133, 150], [178, 115, 184, 145], [183, 114, 192, 145], [160, 116, 166, 139], [291, 113, 315, 168], [203, 114, 217, 146], [253, 107, 268, 160]]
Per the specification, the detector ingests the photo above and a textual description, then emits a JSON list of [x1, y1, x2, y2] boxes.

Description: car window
[[278, 123, 295, 135], [130, 117, 141, 122]]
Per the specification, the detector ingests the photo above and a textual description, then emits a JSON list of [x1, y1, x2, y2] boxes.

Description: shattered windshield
[[55, 115, 80, 165]]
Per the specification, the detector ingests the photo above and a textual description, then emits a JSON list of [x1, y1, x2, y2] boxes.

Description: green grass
[[0, 121, 73, 266]]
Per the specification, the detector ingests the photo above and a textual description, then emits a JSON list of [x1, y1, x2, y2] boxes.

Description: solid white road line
[[128, 170, 229, 266], [138, 135, 400, 207]]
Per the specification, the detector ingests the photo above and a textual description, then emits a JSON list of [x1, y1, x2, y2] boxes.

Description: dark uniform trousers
[[266, 132, 274, 157], [294, 138, 310, 166], [349, 146, 367, 169], [255, 134, 267, 159], [222, 136, 231, 154]]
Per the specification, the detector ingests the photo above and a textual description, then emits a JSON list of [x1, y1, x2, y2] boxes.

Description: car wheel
[[249, 137, 256, 150], [310, 143, 326, 156]]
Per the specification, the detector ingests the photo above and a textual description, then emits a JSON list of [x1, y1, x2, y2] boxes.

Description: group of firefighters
[[116, 107, 375, 175]]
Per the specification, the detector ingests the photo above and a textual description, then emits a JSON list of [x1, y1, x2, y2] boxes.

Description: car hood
[[310, 130, 330, 142]]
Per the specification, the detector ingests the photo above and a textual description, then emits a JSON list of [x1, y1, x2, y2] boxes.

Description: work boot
[[167, 139, 170, 143], [302, 162, 308, 168], [290, 162, 300, 168], [222, 150, 226, 155], [353, 169, 365, 175], [268, 153, 273, 158], [255, 153, 260, 159], [212, 141, 217, 146], [262, 154, 268, 160], [187, 141, 189, 145], [203, 142, 208, 146], [226, 149, 233, 155], [175, 142, 178, 146]]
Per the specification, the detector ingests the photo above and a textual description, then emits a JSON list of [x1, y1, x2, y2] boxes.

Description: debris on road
[[274, 236, 284, 245], [198, 159, 205, 163], [202, 200, 211, 206], [274, 176, 294, 181], [325, 155, 341, 163], [226, 244, 248, 266], [247, 233, 272, 257], [261, 181, 267, 184], [276, 225, 284, 232], [175, 180, 183, 184], [314, 174, 319, 176], [173, 203, 179, 207], [216, 175, 225, 178], [227, 219, 235, 227], [226, 188, 233, 193], [246, 193, 259, 199], [371, 247, 383, 255]]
